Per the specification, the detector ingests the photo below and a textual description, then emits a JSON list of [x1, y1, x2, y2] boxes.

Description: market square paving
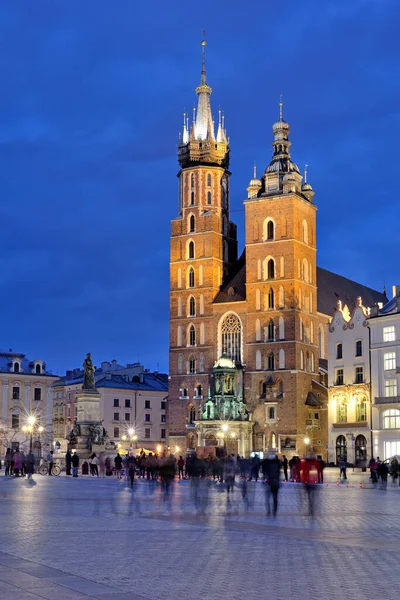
[[0, 474, 399, 600]]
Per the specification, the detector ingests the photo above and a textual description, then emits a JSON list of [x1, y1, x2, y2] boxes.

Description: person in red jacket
[[177, 455, 185, 479], [299, 455, 319, 516]]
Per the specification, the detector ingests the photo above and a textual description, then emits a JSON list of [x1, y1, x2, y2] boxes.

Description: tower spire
[[194, 38, 214, 141], [304, 164, 308, 183], [279, 94, 283, 121]]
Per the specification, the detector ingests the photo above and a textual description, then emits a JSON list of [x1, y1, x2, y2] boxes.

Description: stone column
[[2, 382, 8, 423], [24, 382, 31, 414]]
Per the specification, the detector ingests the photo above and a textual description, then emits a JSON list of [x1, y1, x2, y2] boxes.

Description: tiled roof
[[0, 350, 53, 376], [305, 391, 323, 407], [213, 261, 386, 313], [214, 253, 246, 304], [317, 267, 387, 316], [55, 372, 168, 392], [96, 373, 168, 392]]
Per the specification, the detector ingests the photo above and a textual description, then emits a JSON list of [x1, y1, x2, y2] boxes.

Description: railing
[[332, 421, 368, 428], [375, 396, 400, 405]]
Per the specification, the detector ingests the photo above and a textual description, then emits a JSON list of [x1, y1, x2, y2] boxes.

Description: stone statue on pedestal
[[83, 353, 96, 390]]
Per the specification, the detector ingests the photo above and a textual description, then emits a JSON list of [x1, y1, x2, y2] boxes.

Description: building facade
[[327, 299, 371, 466], [168, 42, 387, 457], [369, 287, 400, 460], [0, 350, 57, 455], [53, 360, 168, 452]]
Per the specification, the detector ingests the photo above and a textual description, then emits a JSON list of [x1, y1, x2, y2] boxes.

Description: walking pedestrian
[[224, 455, 236, 496], [65, 449, 72, 476], [127, 454, 136, 487], [339, 456, 347, 480], [281, 455, 288, 481], [91, 453, 99, 476], [262, 452, 281, 517], [25, 451, 35, 480], [177, 455, 185, 480], [13, 450, 22, 476], [316, 456, 325, 483], [4, 448, 11, 476], [72, 452, 79, 477], [47, 450, 54, 476], [114, 453, 123, 479], [250, 454, 260, 482]]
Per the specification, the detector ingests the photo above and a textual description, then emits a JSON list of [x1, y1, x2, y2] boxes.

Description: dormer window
[[35, 363, 41, 374], [13, 362, 20, 373]]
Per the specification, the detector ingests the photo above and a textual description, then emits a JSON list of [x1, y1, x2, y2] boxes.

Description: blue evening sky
[[0, 0, 398, 375]]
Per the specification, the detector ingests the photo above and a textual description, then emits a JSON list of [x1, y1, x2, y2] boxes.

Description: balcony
[[305, 419, 320, 429], [332, 421, 368, 428], [375, 396, 400, 405]]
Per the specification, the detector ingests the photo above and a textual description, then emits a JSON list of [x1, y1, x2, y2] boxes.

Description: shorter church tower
[[244, 101, 321, 456]]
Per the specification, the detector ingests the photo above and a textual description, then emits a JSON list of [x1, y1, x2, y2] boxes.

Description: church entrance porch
[[194, 420, 253, 457]]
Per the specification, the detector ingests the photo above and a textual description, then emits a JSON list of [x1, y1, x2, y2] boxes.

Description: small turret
[[246, 164, 262, 198]]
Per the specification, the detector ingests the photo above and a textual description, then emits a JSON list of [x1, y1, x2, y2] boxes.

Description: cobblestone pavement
[[0, 472, 399, 600]]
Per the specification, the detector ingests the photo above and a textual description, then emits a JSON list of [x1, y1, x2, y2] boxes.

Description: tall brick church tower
[[168, 45, 326, 457], [169, 41, 239, 452]]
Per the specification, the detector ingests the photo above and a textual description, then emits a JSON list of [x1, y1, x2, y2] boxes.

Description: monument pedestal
[[69, 389, 110, 460]]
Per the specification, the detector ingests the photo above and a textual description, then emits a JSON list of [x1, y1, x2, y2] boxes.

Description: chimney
[[101, 361, 110, 372], [392, 285, 400, 299], [111, 360, 117, 370]]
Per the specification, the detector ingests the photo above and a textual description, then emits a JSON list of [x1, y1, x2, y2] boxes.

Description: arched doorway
[[355, 435, 367, 466], [205, 433, 218, 447], [336, 435, 347, 465]]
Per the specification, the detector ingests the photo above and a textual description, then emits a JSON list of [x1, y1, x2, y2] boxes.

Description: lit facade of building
[[369, 288, 400, 460], [0, 349, 57, 455], [327, 300, 371, 466], [168, 41, 386, 457], [53, 360, 168, 452]]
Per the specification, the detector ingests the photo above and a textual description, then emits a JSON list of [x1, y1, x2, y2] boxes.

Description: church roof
[[305, 391, 323, 407], [213, 261, 386, 313], [213, 255, 246, 304], [316, 267, 387, 316]]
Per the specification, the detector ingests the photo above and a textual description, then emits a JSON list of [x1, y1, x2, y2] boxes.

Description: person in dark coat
[[281, 455, 288, 481], [250, 454, 261, 481], [262, 454, 281, 516], [72, 452, 79, 477], [65, 450, 72, 476], [25, 452, 35, 479], [114, 453, 123, 479]]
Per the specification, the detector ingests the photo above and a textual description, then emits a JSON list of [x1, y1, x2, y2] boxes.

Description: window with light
[[384, 352, 396, 371], [383, 326, 395, 342], [384, 380, 397, 397], [383, 409, 400, 429]]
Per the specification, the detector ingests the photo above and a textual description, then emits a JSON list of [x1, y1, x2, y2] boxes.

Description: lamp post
[[304, 436, 310, 455]]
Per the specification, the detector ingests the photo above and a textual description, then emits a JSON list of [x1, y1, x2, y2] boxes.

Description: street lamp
[[22, 416, 37, 453], [304, 437, 310, 455]]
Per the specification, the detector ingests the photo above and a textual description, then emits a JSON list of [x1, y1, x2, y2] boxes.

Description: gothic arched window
[[207, 191, 212, 205], [188, 267, 195, 288], [207, 173, 212, 187], [263, 219, 274, 241], [268, 319, 275, 341], [189, 215, 195, 233], [189, 357, 196, 374], [220, 313, 242, 362], [189, 296, 195, 317], [188, 241, 195, 259], [268, 288, 274, 310], [267, 259, 275, 279], [189, 325, 196, 346], [267, 353, 275, 371], [189, 405, 196, 424]]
